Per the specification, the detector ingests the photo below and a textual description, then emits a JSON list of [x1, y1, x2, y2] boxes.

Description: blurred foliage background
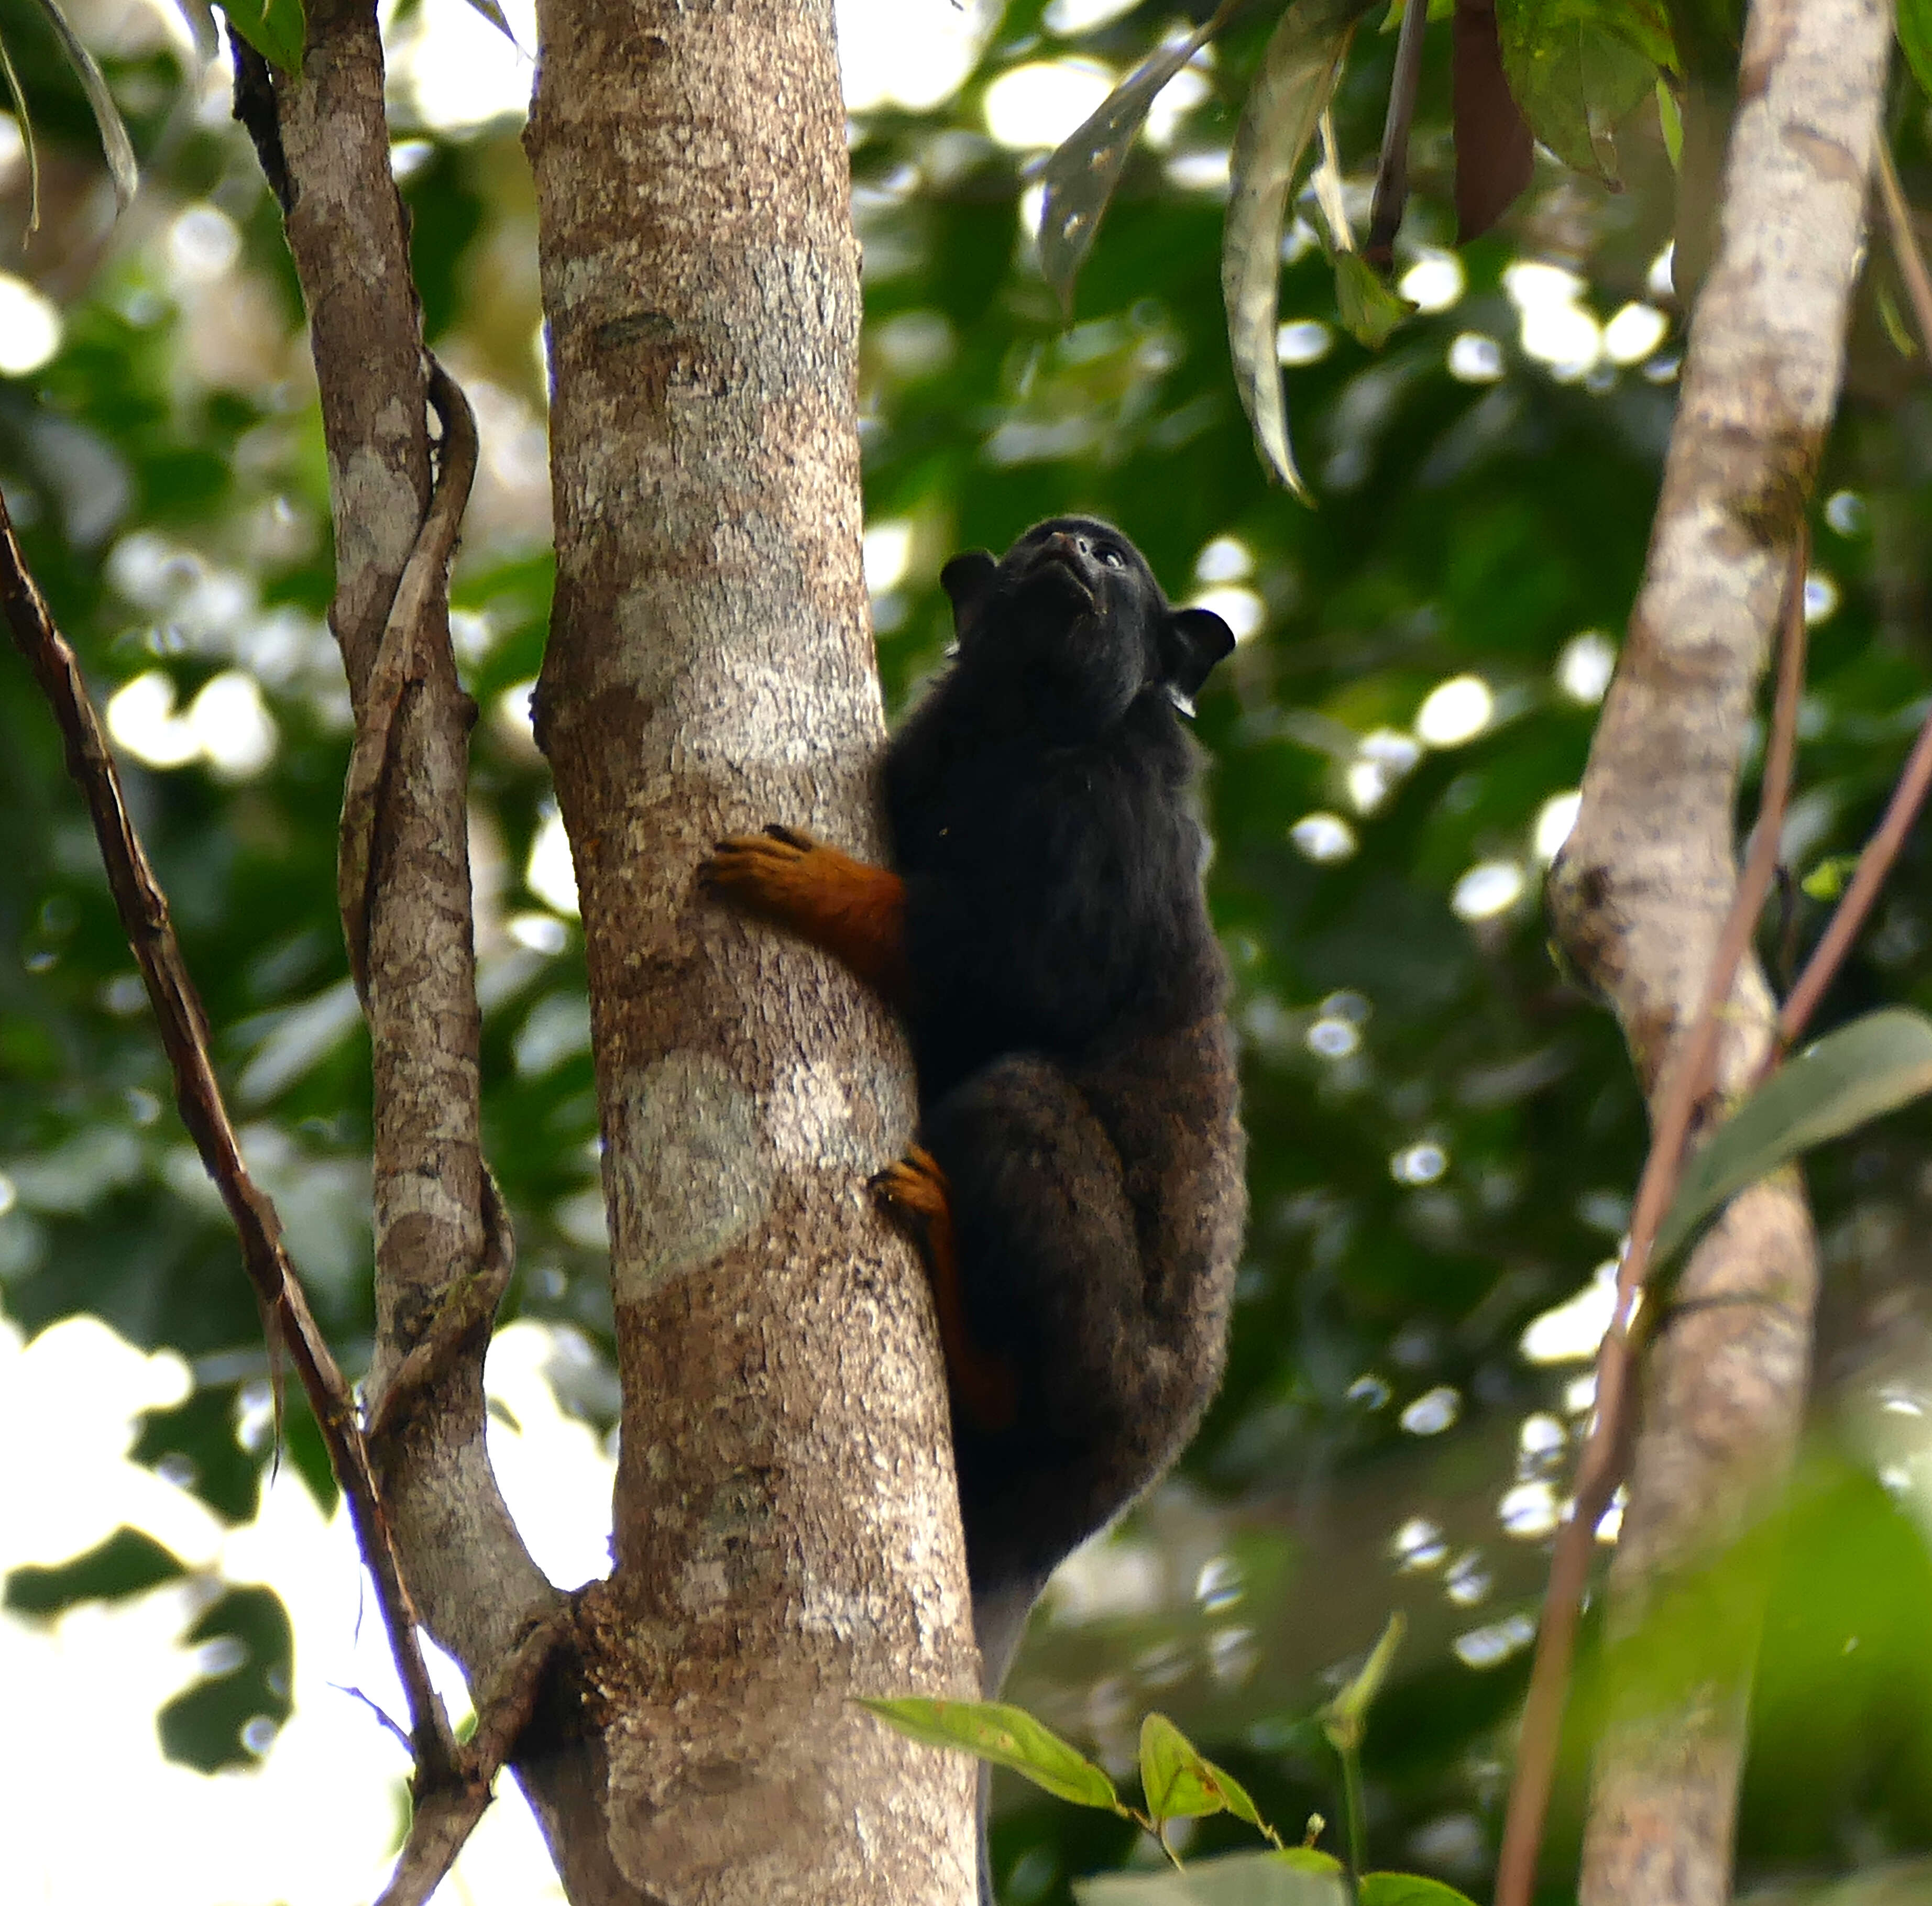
[[5, 0, 1932, 1899]]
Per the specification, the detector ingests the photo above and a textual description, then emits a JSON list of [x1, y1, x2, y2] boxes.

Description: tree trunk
[[523, 2, 981, 1900], [1546, 0, 1890, 1898]]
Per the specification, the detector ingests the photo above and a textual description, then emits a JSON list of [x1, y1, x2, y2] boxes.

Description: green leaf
[[1038, 0, 1242, 310], [1904, 0, 1932, 98], [1078, 1848, 1352, 1904], [1322, 1610, 1405, 1749], [1494, 0, 1673, 184], [4, 1527, 184, 1614], [29, 0, 137, 206], [217, 0, 306, 75], [1801, 854, 1860, 902], [1359, 1877, 1485, 1906], [1222, 0, 1380, 498], [1333, 253, 1411, 349], [457, 0, 517, 41], [855, 1697, 1123, 1810], [1652, 1008, 1932, 1275], [1139, 1711, 1272, 1833]]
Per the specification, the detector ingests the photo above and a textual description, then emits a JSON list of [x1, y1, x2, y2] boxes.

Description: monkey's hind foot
[[698, 824, 907, 1005], [871, 1148, 1018, 1434]]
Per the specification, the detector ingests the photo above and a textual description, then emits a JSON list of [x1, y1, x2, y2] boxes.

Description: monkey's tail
[[971, 1569, 1053, 1906]]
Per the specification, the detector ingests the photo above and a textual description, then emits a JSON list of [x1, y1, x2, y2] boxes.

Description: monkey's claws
[[697, 823, 822, 896], [870, 1147, 950, 1234]]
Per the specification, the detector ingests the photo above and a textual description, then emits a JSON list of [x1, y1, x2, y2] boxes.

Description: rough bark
[[524, 1, 980, 1901], [1544, 0, 1891, 1900], [265, 0, 556, 1757]]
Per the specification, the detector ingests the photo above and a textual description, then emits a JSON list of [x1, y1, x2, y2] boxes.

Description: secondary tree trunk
[[1546, 0, 1890, 1899], [524, 2, 981, 1899]]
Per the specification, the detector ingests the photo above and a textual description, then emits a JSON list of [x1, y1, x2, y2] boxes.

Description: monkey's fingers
[[871, 1148, 1018, 1434], [696, 827, 815, 895], [868, 1145, 949, 1234]]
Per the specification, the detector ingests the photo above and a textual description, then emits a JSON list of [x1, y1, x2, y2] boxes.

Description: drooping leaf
[[457, 0, 517, 42], [1038, 0, 1242, 310], [1139, 1711, 1272, 1834], [1223, 0, 1380, 498], [1333, 251, 1411, 347], [856, 1696, 1123, 1810], [29, 0, 137, 206], [1452, 0, 1535, 238], [1078, 1848, 1352, 1904], [0, 31, 41, 238], [1359, 1877, 1484, 1906], [217, 0, 306, 75], [1494, 0, 1673, 185], [1652, 1008, 1932, 1275], [171, 0, 221, 62]]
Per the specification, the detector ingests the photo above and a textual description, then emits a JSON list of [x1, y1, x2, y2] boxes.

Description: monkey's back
[[883, 670, 1246, 1604]]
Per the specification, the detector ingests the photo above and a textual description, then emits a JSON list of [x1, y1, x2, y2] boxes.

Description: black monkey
[[702, 517, 1246, 1902]]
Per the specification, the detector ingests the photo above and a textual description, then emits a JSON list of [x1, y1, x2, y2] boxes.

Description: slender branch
[[1775, 697, 1932, 1055], [1365, 0, 1431, 267], [1770, 152, 1932, 1059], [1875, 141, 1932, 361], [0, 498, 462, 1788], [373, 1604, 576, 1906], [1495, 540, 1809, 1906], [337, 356, 480, 1004]]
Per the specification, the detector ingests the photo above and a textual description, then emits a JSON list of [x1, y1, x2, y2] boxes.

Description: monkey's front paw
[[869, 1146, 951, 1235], [697, 823, 823, 900]]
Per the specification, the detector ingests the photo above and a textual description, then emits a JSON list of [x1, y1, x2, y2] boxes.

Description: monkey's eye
[[1101, 548, 1126, 569]]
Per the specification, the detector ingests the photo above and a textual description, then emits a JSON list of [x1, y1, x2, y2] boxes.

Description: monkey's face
[[939, 517, 1234, 736]]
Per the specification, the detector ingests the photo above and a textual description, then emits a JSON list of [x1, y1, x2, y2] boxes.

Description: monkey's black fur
[[884, 519, 1246, 1900]]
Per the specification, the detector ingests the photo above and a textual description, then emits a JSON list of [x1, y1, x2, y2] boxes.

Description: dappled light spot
[[1276, 319, 1333, 365], [1194, 535, 1253, 583], [1447, 332, 1503, 383], [107, 671, 200, 770], [1146, 65, 1212, 149], [1398, 249, 1464, 314], [1444, 1550, 1491, 1606], [1291, 812, 1356, 863], [1520, 1260, 1618, 1363], [1648, 241, 1676, 298], [1518, 1413, 1566, 1465], [982, 60, 1115, 151], [1826, 489, 1868, 536], [1307, 1016, 1360, 1059], [1393, 1516, 1448, 1570], [508, 913, 569, 955], [0, 273, 60, 375], [1391, 1141, 1447, 1186], [190, 673, 279, 781], [862, 519, 915, 594], [1556, 630, 1616, 703], [1414, 674, 1493, 747], [1451, 860, 1523, 921], [1453, 1612, 1535, 1667], [1045, 0, 1139, 31], [840, 0, 997, 111], [1347, 729, 1421, 813], [1499, 1481, 1560, 1538], [1400, 1385, 1462, 1435], [167, 207, 242, 287], [1804, 570, 1840, 625], [1602, 301, 1668, 366], [1533, 790, 1580, 863], [1347, 1373, 1390, 1409], [1165, 148, 1231, 192], [1503, 261, 1601, 381], [393, 0, 535, 131], [1195, 1555, 1244, 1611], [526, 807, 580, 918], [1190, 584, 1264, 643]]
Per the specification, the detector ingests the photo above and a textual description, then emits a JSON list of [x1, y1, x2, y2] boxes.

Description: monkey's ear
[[940, 550, 998, 640], [1160, 606, 1235, 715]]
